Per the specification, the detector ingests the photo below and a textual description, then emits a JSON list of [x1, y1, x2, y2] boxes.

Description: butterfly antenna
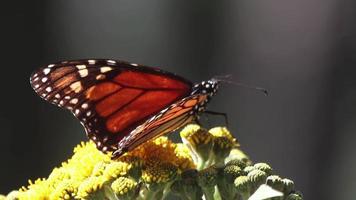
[[214, 78, 268, 96], [213, 74, 233, 80]]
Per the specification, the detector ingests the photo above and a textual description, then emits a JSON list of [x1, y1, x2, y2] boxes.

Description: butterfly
[[30, 59, 219, 159]]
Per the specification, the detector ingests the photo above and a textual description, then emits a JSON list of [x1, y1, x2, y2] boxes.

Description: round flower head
[[111, 177, 139, 200], [254, 163, 273, 175], [244, 166, 256, 174], [209, 127, 239, 147], [226, 148, 252, 165], [226, 158, 248, 169], [212, 136, 235, 164], [76, 176, 107, 199], [49, 179, 79, 200], [224, 165, 243, 182], [102, 161, 131, 182], [209, 126, 238, 164], [142, 157, 178, 184], [234, 176, 252, 199], [283, 178, 295, 195], [129, 136, 178, 165], [266, 175, 284, 192], [180, 124, 214, 168], [247, 169, 267, 187], [174, 143, 196, 171]]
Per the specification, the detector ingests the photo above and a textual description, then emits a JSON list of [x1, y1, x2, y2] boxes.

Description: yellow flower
[[49, 179, 79, 200], [127, 136, 195, 174], [180, 125, 213, 148], [174, 143, 196, 171], [209, 126, 239, 147], [111, 177, 138, 200], [76, 176, 107, 199], [117, 155, 143, 180], [209, 127, 238, 164], [102, 161, 131, 181], [129, 136, 177, 161], [17, 178, 50, 200], [226, 148, 252, 165], [67, 141, 111, 180], [142, 157, 178, 184], [180, 124, 214, 169]]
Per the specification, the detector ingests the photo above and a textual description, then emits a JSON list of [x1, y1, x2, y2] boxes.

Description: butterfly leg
[[194, 118, 202, 126], [204, 110, 229, 127]]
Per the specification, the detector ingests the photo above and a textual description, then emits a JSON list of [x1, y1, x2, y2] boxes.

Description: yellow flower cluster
[[13, 132, 197, 199], [2, 124, 303, 200], [127, 136, 196, 172]]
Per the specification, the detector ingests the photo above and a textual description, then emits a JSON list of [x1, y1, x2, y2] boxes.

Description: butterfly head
[[192, 79, 219, 97]]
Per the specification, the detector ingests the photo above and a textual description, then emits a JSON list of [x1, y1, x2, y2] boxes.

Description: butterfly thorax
[[190, 79, 219, 113]]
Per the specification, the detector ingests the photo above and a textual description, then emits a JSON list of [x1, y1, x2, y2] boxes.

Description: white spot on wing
[[79, 69, 89, 77], [43, 68, 51, 75], [70, 81, 82, 93], [75, 109, 80, 115], [70, 98, 78, 104], [131, 63, 138, 66], [55, 94, 60, 99], [88, 60, 96, 64], [45, 87, 52, 92], [42, 77, 48, 83], [107, 60, 116, 64], [76, 65, 86, 70], [48, 64, 55, 68], [86, 111, 92, 116], [81, 103, 88, 109], [96, 74, 105, 80], [100, 67, 112, 73]]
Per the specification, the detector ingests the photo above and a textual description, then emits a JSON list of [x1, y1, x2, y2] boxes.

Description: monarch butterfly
[[30, 59, 220, 159]]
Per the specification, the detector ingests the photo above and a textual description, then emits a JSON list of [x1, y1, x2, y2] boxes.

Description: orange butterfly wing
[[30, 59, 192, 153], [112, 93, 208, 158]]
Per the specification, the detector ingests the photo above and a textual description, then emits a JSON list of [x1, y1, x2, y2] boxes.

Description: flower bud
[[247, 169, 267, 187], [234, 176, 252, 199], [283, 178, 295, 195], [226, 158, 248, 169], [111, 177, 139, 200], [286, 192, 303, 200], [254, 163, 273, 175], [266, 175, 284, 191], [223, 165, 243, 183]]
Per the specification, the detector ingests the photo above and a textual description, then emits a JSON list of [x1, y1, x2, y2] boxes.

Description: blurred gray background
[[1, 0, 356, 199]]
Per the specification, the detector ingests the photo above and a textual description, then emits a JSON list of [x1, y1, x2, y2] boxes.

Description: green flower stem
[[161, 181, 175, 200], [200, 186, 215, 200], [213, 186, 222, 200], [104, 185, 118, 200], [217, 180, 237, 200], [145, 183, 164, 200]]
